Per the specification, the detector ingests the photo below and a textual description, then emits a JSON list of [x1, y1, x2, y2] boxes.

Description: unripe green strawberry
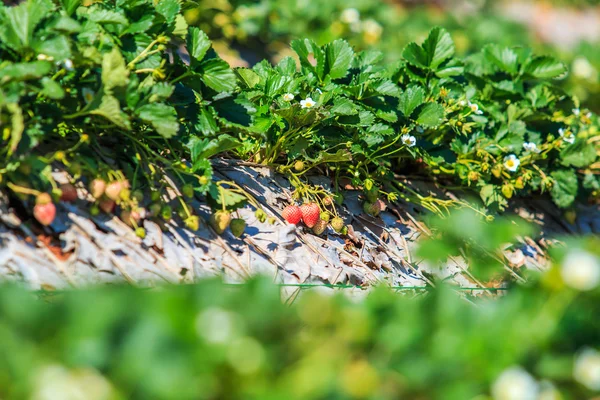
[[323, 196, 333, 206], [363, 201, 380, 217], [331, 217, 344, 233], [210, 210, 231, 234], [340, 226, 348, 235], [312, 219, 328, 235], [132, 190, 144, 202], [501, 184, 514, 199], [60, 183, 78, 202], [135, 227, 146, 239], [149, 203, 161, 216], [119, 187, 131, 201], [105, 181, 123, 201], [89, 179, 106, 199], [151, 191, 161, 202], [160, 205, 172, 221], [267, 217, 276, 225], [198, 175, 209, 185], [255, 209, 267, 223], [182, 184, 194, 198], [294, 160, 305, 172], [230, 218, 246, 238], [320, 211, 330, 222], [185, 215, 200, 231], [90, 204, 100, 216], [33, 193, 56, 226]]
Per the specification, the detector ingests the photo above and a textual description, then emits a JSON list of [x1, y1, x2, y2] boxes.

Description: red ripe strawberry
[[89, 179, 106, 199], [282, 205, 302, 225], [60, 183, 78, 202], [312, 219, 328, 235], [300, 202, 320, 228], [99, 199, 116, 214], [33, 193, 56, 226], [105, 181, 123, 201]]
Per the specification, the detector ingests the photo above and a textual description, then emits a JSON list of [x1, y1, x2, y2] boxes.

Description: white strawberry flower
[[491, 367, 539, 400], [37, 53, 54, 61], [559, 128, 575, 144], [503, 154, 520, 172], [468, 101, 483, 115], [573, 57, 596, 80], [573, 108, 581, 116], [82, 88, 95, 104], [340, 8, 360, 24], [300, 97, 316, 109], [560, 249, 600, 291], [459, 100, 467, 106], [283, 93, 294, 102], [574, 347, 600, 391], [401, 134, 416, 147], [522, 142, 540, 153], [63, 59, 74, 70]]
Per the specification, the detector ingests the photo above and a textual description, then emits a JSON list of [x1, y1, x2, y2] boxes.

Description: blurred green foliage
[[0, 248, 598, 400]]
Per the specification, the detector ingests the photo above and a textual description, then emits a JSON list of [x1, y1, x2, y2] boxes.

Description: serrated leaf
[[87, 7, 129, 25], [416, 103, 444, 127], [276, 57, 297, 75], [155, 0, 180, 24], [291, 38, 324, 79], [403, 27, 454, 70], [90, 95, 130, 129], [525, 56, 567, 79], [398, 85, 425, 118], [187, 27, 211, 62], [484, 45, 519, 75], [40, 77, 65, 99], [480, 184, 508, 210], [323, 39, 354, 79], [264, 74, 290, 97], [373, 80, 401, 97], [102, 48, 129, 94], [60, 0, 81, 16], [0, 0, 54, 50], [0, 61, 51, 81], [123, 14, 154, 35], [560, 141, 597, 168], [6, 103, 23, 155], [200, 59, 236, 92], [149, 82, 175, 102], [235, 68, 260, 89], [187, 135, 241, 163], [33, 35, 71, 60], [330, 97, 358, 115], [551, 170, 578, 208], [137, 103, 178, 138]]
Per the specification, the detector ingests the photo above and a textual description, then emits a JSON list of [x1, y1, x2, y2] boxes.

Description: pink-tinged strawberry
[[210, 210, 231, 234], [300, 202, 320, 228], [60, 183, 78, 202], [375, 198, 386, 212], [99, 199, 116, 214], [363, 201, 380, 217], [322, 196, 333, 206], [33, 193, 56, 226], [120, 209, 141, 227], [331, 217, 345, 233], [89, 179, 106, 199], [230, 218, 246, 238], [105, 181, 123, 201], [282, 205, 302, 225], [312, 219, 328, 235]]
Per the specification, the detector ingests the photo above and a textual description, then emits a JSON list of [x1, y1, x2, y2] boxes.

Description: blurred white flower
[[560, 249, 600, 291], [300, 97, 316, 109], [573, 57, 596, 80], [491, 366, 539, 400], [459, 100, 467, 106], [523, 142, 540, 153], [573, 108, 581, 116], [32, 364, 113, 400], [82, 88, 95, 104], [37, 54, 54, 61], [362, 19, 382, 39], [401, 134, 416, 147], [283, 93, 294, 101], [558, 128, 575, 144], [574, 347, 600, 391], [468, 101, 483, 115], [503, 154, 520, 172], [196, 307, 237, 344], [537, 381, 561, 400], [340, 8, 360, 24], [63, 59, 74, 70]]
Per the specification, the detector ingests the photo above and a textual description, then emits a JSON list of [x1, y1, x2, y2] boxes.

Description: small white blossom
[[63, 59, 74, 71], [537, 381, 560, 400], [491, 367, 539, 400], [82, 88, 95, 104], [37, 54, 54, 61], [503, 154, 520, 172], [559, 128, 575, 144], [468, 101, 483, 115], [282, 93, 294, 102], [574, 347, 600, 391], [522, 142, 540, 153], [560, 249, 600, 291], [573, 108, 581, 116], [459, 100, 467, 106], [315, 88, 322, 94], [586, 111, 593, 118], [340, 8, 360, 24], [573, 57, 596, 80], [401, 134, 416, 147], [362, 19, 382, 36], [300, 97, 316, 109]]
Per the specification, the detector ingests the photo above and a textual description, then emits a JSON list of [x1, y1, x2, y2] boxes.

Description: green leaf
[[264, 74, 290, 97], [137, 103, 179, 138], [0, 0, 54, 50], [323, 39, 354, 79], [6, 103, 23, 156], [525, 56, 567, 79], [398, 85, 425, 117], [276, 57, 297, 75], [155, 0, 180, 24], [291, 38, 324, 79], [149, 82, 175, 102], [235, 68, 260, 89], [330, 97, 358, 116], [187, 135, 241, 163], [87, 7, 129, 25], [560, 141, 597, 168], [60, 0, 81, 16], [102, 48, 129, 94], [40, 77, 65, 99], [200, 59, 236, 92], [123, 14, 154, 35], [187, 27, 211, 63], [479, 184, 508, 210], [0, 61, 51, 81], [90, 95, 130, 129], [403, 27, 454, 70], [416, 103, 444, 127], [484, 45, 519, 75], [551, 170, 578, 208], [53, 15, 82, 33], [32, 35, 71, 60]]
